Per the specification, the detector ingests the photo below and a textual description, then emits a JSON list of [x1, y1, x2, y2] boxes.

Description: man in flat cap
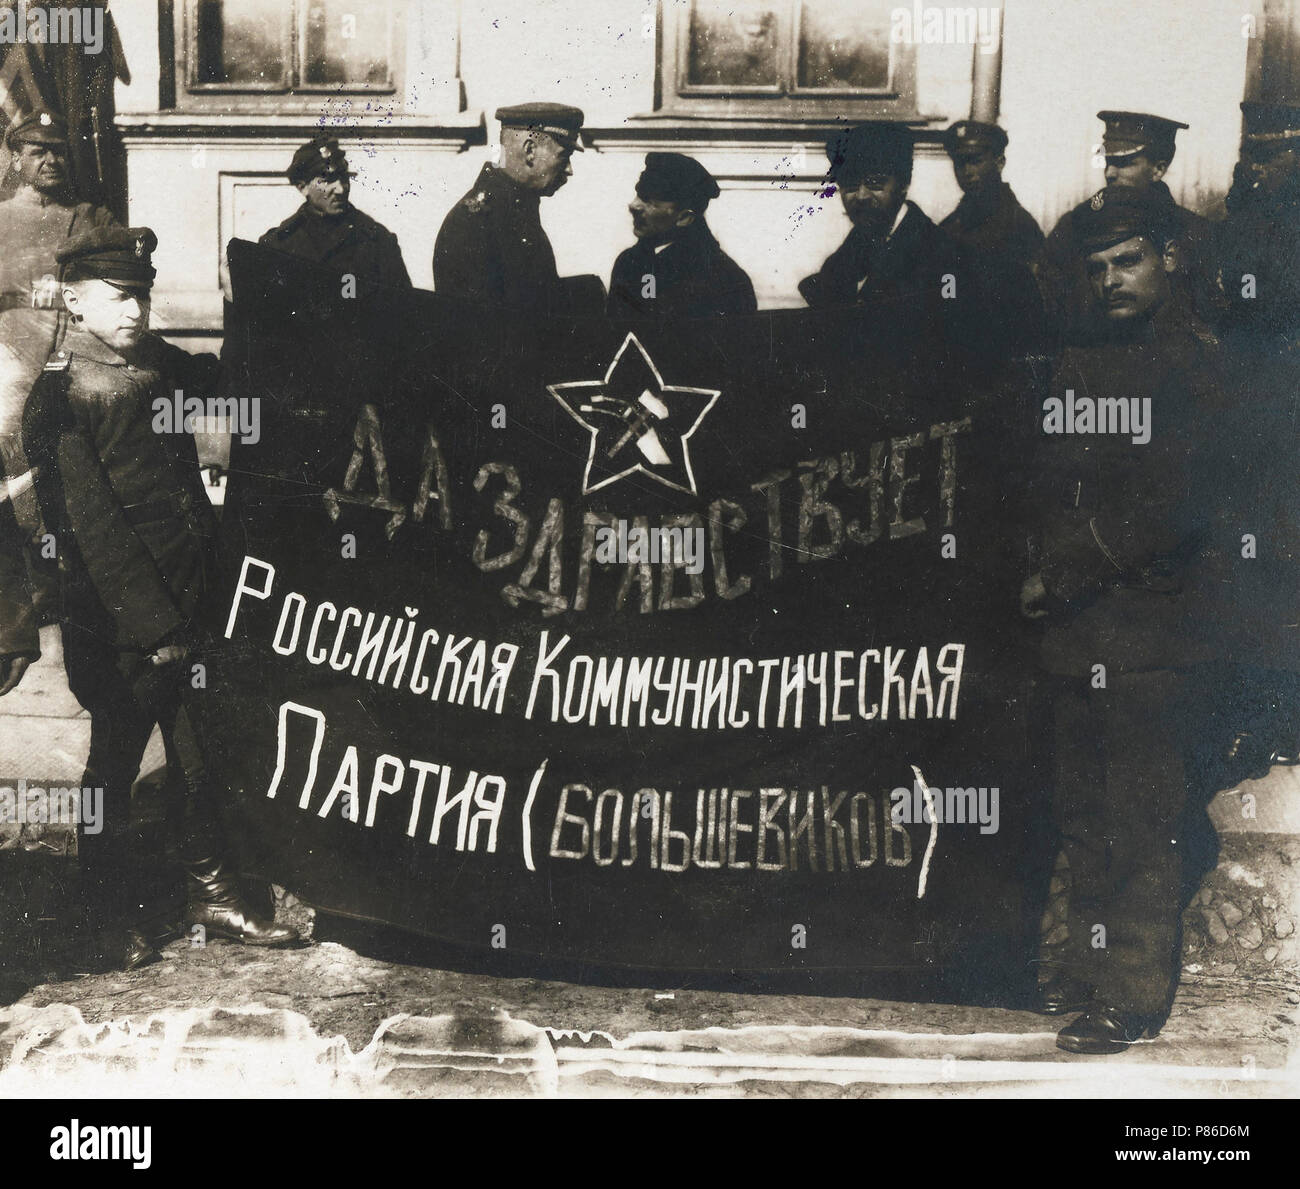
[[607, 152, 756, 319], [1021, 186, 1231, 1053], [799, 123, 962, 333], [434, 102, 586, 312], [258, 135, 410, 289], [21, 225, 301, 972], [0, 108, 117, 673], [1040, 111, 1217, 342]]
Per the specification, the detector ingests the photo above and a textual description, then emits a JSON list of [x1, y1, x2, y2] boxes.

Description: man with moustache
[[259, 135, 410, 287], [1021, 187, 1229, 1053], [23, 226, 301, 972], [434, 103, 585, 312], [607, 152, 756, 319]]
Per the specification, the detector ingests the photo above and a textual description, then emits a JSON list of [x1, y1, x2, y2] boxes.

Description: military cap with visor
[[1239, 101, 1300, 144], [57, 225, 158, 288], [945, 119, 1008, 157], [5, 108, 67, 151], [1098, 110, 1188, 161], [287, 135, 349, 186], [1073, 187, 1178, 256], [495, 102, 585, 152], [636, 152, 721, 212]]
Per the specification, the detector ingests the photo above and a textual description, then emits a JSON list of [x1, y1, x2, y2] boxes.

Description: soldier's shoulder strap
[[459, 185, 493, 216]]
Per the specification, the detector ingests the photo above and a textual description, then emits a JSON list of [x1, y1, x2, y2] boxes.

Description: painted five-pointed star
[[547, 332, 721, 495]]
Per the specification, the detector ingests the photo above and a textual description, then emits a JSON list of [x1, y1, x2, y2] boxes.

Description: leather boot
[[75, 926, 161, 975], [183, 856, 302, 947], [1036, 967, 1095, 1016], [1056, 1007, 1161, 1054]]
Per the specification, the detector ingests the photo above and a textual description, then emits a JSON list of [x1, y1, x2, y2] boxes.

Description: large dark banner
[[198, 240, 1046, 980]]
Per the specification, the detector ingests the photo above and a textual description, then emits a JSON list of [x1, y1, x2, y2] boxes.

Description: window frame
[[177, 0, 402, 110], [658, 0, 917, 121]]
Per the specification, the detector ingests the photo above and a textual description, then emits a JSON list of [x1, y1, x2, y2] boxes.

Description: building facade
[[102, 0, 1284, 348]]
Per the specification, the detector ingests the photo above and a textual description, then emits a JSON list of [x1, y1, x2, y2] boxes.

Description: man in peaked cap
[[798, 123, 960, 323], [1211, 100, 1300, 785], [941, 120, 1044, 270], [258, 134, 410, 288], [1216, 101, 1300, 340], [20, 224, 301, 972], [0, 108, 117, 682], [1041, 111, 1218, 342], [434, 102, 587, 312], [1021, 185, 1233, 1053], [607, 152, 756, 319]]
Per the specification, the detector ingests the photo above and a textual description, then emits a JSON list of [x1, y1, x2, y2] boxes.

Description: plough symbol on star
[[547, 332, 721, 496]]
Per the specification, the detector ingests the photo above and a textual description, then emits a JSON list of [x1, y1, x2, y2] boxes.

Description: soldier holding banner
[[1021, 187, 1230, 1053], [23, 225, 301, 972]]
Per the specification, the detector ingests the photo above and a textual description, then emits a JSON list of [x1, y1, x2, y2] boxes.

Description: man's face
[[298, 171, 350, 216], [629, 187, 691, 244], [15, 141, 68, 193], [528, 134, 575, 196], [1103, 152, 1166, 191], [838, 171, 905, 235], [1085, 234, 1174, 322], [64, 279, 151, 353], [950, 147, 1002, 196], [1244, 141, 1300, 200]]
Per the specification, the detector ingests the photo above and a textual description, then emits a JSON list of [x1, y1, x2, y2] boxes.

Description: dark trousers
[[61, 619, 222, 930], [1045, 668, 1205, 1017]]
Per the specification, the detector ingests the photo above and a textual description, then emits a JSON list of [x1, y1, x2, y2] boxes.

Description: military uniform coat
[[24, 325, 220, 651], [940, 181, 1045, 269], [1029, 301, 1229, 676], [433, 163, 560, 311], [607, 220, 757, 319], [259, 203, 411, 288]]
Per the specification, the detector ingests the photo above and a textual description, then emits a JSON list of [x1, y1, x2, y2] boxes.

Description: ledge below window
[[582, 113, 951, 151], [115, 111, 486, 148]]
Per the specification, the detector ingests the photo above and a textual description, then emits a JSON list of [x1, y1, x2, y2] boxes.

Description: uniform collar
[[60, 321, 150, 367], [954, 180, 1012, 225], [478, 162, 539, 206], [9, 184, 73, 210]]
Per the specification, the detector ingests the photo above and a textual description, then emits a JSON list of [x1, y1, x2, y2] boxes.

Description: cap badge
[[320, 145, 331, 158], [1090, 192, 1105, 211], [39, 112, 52, 126], [134, 237, 144, 258]]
